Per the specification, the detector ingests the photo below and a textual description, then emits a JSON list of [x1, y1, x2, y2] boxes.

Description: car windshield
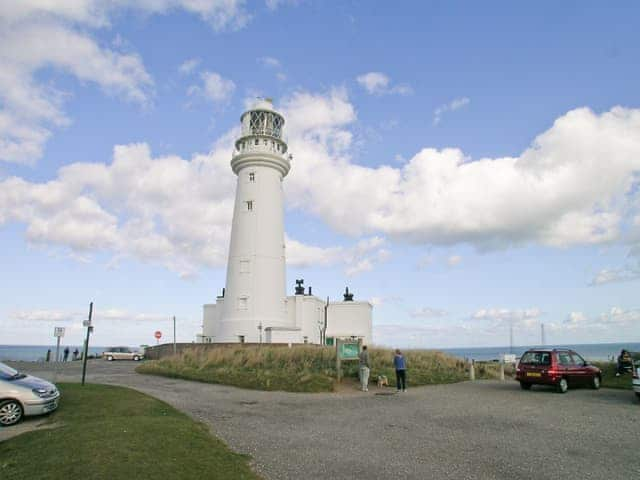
[[0, 362, 20, 380], [519, 351, 551, 366]]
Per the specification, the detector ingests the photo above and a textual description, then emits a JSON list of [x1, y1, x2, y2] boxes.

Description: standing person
[[358, 345, 370, 392], [63, 347, 70, 362], [394, 349, 407, 392], [73, 348, 79, 361], [45, 349, 51, 362]]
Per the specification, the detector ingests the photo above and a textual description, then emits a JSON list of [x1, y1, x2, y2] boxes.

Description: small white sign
[[54, 327, 65, 338]]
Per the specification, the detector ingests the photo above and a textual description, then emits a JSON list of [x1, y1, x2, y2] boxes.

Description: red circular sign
[[154, 331, 162, 340]]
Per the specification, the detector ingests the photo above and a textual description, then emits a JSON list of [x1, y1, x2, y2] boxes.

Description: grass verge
[[136, 346, 501, 392], [0, 383, 259, 480], [594, 361, 634, 390]]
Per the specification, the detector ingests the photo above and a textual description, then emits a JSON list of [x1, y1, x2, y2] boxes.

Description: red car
[[515, 348, 602, 393]]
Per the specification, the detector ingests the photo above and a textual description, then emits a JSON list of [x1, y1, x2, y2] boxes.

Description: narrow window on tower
[[246, 200, 253, 211], [249, 172, 255, 182], [238, 297, 248, 310]]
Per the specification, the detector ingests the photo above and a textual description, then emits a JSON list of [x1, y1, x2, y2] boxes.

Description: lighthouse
[[199, 100, 373, 346], [218, 99, 290, 342]]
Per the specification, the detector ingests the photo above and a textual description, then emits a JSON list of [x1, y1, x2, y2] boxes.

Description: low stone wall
[[143, 342, 317, 360]]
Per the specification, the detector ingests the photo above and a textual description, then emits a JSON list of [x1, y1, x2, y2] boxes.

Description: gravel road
[[7, 360, 640, 480]]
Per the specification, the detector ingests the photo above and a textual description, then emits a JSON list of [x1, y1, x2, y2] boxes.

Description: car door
[[556, 351, 577, 386], [570, 352, 589, 386]]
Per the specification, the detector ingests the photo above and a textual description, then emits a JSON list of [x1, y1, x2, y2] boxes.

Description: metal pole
[[81, 302, 93, 386], [173, 316, 177, 355], [469, 360, 475, 381], [500, 361, 505, 381], [55, 337, 61, 363]]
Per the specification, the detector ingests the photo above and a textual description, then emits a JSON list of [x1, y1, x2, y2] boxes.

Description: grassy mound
[[0, 384, 258, 480], [137, 346, 501, 392]]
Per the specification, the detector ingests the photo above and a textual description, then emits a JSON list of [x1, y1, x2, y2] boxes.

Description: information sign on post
[[154, 330, 162, 344], [335, 338, 362, 382], [53, 327, 65, 362]]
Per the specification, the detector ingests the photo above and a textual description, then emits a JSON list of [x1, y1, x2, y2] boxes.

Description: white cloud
[[258, 56, 281, 68], [0, 1, 250, 164], [433, 97, 470, 125], [283, 96, 640, 251], [410, 307, 447, 318], [287, 235, 390, 276], [590, 263, 640, 285], [447, 255, 462, 266], [189, 71, 236, 104], [472, 308, 543, 329], [565, 308, 640, 331], [179, 58, 201, 75], [10, 308, 170, 324], [356, 72, 412, 96], [4, 86, 640, 278]]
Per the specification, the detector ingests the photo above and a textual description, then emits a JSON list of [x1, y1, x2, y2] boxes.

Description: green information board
[[339, 342, 360, 360]]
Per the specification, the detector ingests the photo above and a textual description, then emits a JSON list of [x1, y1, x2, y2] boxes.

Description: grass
[[594, 361, 635, 390], [0, 383, 259, 480], [136, 346, 501, 392]]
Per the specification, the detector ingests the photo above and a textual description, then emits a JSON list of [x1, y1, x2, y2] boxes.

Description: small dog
[[376, 375, 389, 388]]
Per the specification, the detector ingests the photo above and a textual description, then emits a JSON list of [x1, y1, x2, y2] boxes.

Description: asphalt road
[[7, 360, 640, 480]]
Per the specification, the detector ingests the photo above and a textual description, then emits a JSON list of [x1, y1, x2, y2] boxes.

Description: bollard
[[469, 360, 475, 381], [499, 361, 505, 381]]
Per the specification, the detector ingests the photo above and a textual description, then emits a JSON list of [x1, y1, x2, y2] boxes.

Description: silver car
[[0, 362, 60, 426], [103, 347, 144, 361]]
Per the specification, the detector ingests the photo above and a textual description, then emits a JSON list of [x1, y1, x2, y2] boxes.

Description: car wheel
[[591, 376, 601, 390], [557, 378, 568, 394], [133, 355, 140, 361], [107, 355, 114, 361], [0, 400, 24, 426], [519, 382, 532, 390]]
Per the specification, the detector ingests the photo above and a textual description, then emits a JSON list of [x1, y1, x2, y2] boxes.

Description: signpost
[[53, 327, 65, 362], [154, 330, 162, 345], [335, 338, 362, 382], [81, 302, 94, 386]]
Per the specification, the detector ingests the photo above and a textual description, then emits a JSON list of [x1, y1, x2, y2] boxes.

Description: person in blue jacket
[[394, 349, 407, 392]]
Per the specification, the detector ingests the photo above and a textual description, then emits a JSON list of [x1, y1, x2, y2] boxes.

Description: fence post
[[500, 360, 505, 381], [469, 360, 475, 381]]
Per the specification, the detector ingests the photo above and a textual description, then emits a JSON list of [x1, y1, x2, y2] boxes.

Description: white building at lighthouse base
[[198, 287, 372, 346]]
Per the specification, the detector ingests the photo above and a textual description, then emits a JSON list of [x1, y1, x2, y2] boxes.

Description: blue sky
[[1, 1, 639, 348]]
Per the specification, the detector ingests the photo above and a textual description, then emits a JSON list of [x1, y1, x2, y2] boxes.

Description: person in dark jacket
[[63, 347, 70, 362], [394, 349, 407, 392], [616, 349, 632, 376]]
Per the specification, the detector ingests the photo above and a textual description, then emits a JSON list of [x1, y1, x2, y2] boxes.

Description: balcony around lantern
[[233, 137, 289, 160]]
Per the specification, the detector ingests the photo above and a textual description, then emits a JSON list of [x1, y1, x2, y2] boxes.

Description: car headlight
[[32, 388, 50, 398]]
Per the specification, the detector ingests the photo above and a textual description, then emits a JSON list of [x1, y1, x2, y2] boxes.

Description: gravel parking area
[[7, 360, 640, 480]]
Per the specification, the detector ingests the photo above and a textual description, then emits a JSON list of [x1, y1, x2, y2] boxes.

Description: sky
[[1, 1, 640, 349]]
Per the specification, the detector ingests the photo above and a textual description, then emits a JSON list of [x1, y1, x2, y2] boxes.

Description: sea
[[438, 342, 640, 362], [0, 345, 109, 362], [1, 342, 639, 362]]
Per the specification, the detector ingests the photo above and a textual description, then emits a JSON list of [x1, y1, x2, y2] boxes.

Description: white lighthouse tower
[[199, 101, 373, 346], [217, 99, 290, 342]]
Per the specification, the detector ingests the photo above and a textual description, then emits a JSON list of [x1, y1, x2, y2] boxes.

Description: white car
[[632, 355, 640, 401], [102, 347, 144, 361], [0, 362, 60, 426]]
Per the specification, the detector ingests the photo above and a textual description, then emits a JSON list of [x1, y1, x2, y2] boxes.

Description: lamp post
[[258, 322, 263, 344]]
